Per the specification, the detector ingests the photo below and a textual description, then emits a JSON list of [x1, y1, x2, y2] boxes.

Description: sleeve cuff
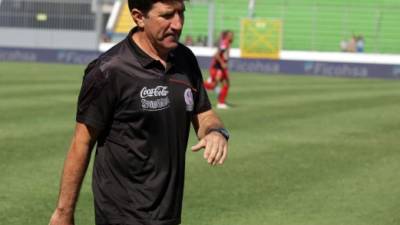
[[76, 115, 105, 131]]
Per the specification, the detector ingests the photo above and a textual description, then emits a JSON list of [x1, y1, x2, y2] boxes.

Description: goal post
[[240, 18, 283, 59]]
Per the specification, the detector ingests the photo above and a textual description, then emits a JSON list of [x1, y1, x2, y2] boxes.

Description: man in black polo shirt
[[48, 0, 229, 225]]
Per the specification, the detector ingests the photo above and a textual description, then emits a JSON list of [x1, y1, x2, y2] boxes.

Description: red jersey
[[210, 37, 231, 70]]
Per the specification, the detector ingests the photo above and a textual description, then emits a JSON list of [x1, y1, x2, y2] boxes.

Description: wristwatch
[[208, 128, 230, 141]]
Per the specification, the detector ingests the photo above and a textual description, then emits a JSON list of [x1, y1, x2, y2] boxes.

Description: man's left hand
[[191, 131, 228, 165]]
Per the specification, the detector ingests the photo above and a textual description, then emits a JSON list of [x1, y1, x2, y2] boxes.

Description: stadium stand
[[0, 0, 95, 30], [1, 0, 399, 78], [162, 0, 400, 54], [0, 0, 398, 54], [181, 0, 400, 53], [113, 0, 134, 34], [106, 0, 400, 53], [252, 0, 400, 54]]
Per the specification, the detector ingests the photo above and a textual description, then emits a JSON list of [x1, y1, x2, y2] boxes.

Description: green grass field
[[1, 61, 400, 225]]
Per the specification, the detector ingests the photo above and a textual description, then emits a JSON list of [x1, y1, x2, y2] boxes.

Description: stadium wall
[[1, 46, 400, 79], [0, 28, 98, 50]]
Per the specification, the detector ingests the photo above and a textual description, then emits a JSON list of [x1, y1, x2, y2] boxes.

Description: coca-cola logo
[[140, 86, 169, 98]]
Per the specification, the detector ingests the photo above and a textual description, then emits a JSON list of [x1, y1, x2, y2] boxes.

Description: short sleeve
[[76, 61, 117, 131], [190, 54, 212, 114]]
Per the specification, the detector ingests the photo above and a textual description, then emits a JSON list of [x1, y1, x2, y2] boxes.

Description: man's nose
[[171, 13, 183, 30]]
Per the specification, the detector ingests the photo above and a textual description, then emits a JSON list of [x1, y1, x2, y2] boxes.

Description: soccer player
[[48, 1, 229, 225], [204, 30, 234, 109]]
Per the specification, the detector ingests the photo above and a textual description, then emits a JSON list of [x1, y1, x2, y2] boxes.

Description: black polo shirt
[[76, 29, 211, 225]]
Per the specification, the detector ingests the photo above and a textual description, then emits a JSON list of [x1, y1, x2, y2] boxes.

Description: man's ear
[[131, 9, 145, 28]]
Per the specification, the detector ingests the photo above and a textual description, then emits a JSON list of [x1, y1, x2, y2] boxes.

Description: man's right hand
[[49, 123, 96, 225], [48, 208, 74, 225]]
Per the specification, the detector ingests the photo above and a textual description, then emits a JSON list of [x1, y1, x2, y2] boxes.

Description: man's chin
[[162, 41, 179, 51]]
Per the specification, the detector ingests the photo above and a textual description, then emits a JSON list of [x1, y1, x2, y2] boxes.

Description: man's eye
[[162, 13, 174, 19]]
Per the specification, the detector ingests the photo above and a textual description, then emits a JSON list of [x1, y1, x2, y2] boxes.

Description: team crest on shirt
[[140, 86, 170, 111], [184, 88, 194, 111]]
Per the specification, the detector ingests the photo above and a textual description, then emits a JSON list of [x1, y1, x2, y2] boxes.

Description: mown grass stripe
[[1, 62, 400, 225]]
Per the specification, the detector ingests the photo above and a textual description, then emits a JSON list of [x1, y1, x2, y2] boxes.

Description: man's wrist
[[207, 127, 229, 141], [56, 206, 75, 215]]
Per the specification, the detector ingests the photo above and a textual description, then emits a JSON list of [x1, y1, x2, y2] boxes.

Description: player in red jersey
[[204, 30, 234, 109]]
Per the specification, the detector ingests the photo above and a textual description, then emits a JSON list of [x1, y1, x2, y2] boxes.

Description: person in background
[[356, 35, 365, 52], [340, 39, 348, 52], [204, 30, 234, 109], [347, 35, 357, 52], [184, 34, 193, 45]]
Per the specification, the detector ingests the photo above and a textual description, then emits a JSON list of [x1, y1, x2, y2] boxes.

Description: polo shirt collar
[[127, 28, 176, 69]]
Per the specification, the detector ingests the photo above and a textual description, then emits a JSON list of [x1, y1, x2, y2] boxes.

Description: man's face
[[143, 1, 185, 52]]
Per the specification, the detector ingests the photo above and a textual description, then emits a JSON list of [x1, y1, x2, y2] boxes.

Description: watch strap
[[208, 128, 229, 141]]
